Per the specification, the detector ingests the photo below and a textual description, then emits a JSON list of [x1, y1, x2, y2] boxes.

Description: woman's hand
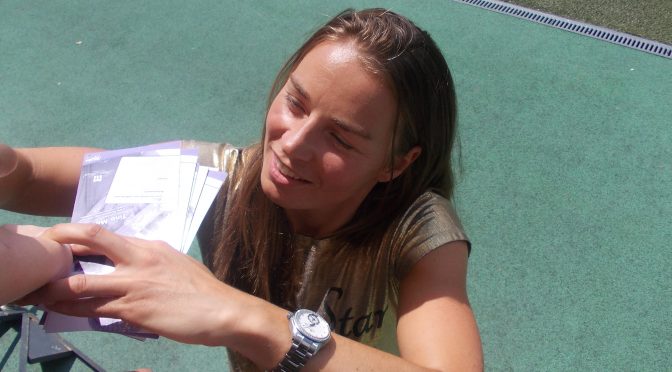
[[19, 223, 250, 346], [19, 223, 296, 369]]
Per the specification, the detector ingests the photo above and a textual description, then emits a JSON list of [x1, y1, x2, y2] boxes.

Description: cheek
[[265, 102, 289, 141], [264, 116, 279, 142], [321, 153, 379, 187], [320, 154, 346, 176]]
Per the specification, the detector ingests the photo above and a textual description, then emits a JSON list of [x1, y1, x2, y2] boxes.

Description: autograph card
[[43, 141, 227, 339]]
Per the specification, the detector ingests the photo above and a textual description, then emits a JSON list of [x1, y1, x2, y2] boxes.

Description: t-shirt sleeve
[[181, 140, 239, 171], [392, 193, 470, 280]]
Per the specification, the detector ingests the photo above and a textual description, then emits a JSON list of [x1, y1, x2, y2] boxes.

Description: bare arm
[[22, 225, 482, 371], [0, 144, 100, 216], [0, 225, 72, 305], [298, 240, 483, 371], [395, 241, 483, 371]]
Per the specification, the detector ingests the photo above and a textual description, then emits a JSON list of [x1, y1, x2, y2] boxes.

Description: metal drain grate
[[454, 0, 672, 59]]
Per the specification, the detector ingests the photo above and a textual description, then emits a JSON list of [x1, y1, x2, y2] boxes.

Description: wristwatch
[[274, 309, 332, 371]]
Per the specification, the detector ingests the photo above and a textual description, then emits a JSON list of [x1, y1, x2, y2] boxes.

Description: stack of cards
[[43, 141, 227, 338]]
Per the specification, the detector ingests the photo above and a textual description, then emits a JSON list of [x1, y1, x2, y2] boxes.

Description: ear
[[377, 146, 422, 182]]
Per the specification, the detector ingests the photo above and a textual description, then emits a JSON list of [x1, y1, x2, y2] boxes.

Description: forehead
[[291, 41, 397, 139]]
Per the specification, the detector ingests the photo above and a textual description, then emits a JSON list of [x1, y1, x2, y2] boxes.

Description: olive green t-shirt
[[186, 141, 469, 368]]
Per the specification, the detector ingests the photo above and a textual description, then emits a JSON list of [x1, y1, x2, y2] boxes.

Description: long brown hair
[[209, 8, 459, 308]]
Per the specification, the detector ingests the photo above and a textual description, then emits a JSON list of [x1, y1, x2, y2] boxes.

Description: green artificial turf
[[1, 1, 670, 371], [505, 0, 672, 45]]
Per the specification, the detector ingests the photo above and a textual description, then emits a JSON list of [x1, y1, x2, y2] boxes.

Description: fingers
[[19, 273, 127, 305], [46, 297, 123, 319], [0, 224, 102, 256], [42, 223, 133, 264], [68, 243, 105, 257]]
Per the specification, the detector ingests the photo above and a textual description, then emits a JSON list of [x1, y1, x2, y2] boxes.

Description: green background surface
[[503, 0, 672, 45], [1, 1, 670, 371]]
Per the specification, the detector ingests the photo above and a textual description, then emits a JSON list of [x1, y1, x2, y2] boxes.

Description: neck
[[284, 207, 356, 239]]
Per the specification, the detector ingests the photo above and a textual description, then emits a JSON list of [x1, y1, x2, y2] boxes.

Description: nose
[[281, 117, 317, 162]]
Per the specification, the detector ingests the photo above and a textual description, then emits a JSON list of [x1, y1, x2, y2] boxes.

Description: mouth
[[273, 153, 310, 183]]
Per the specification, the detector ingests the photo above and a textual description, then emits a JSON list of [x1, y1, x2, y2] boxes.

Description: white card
[[106, 156, 181, 206]]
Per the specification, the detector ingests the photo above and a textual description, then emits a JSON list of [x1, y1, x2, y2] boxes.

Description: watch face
[[295, 310, 331, 341]]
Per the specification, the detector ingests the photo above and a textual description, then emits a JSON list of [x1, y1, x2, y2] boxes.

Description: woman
[[2, 9, 483, 371]]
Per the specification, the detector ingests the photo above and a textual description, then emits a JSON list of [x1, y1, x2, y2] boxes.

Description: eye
[[331, 133, 354, 150], [284, 94, 305, 115]]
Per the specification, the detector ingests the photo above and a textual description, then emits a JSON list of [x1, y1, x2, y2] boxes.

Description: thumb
[[0, 144, 19, 177]]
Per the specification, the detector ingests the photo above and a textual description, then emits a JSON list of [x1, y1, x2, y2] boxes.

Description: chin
[[260, 176, 302, 211]]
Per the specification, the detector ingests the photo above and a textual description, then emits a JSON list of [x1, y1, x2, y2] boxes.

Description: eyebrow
[[289, 75, 310, 100], [334, 119, 372, 140], [288, 75, 373, 141]]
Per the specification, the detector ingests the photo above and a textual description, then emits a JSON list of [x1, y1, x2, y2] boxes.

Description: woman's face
[[260, 41, 399, 236]]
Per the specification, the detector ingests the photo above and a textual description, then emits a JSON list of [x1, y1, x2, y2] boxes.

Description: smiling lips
[[274, 154, 310, 183]]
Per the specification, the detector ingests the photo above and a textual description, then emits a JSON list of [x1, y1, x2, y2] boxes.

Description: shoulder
[[391, 191, 470, 279], [394, 191, 469, 246], [404, 192, 462, 223]]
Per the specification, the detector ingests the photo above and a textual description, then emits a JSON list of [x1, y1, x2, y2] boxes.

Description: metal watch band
[[274, 338, 314, 372]]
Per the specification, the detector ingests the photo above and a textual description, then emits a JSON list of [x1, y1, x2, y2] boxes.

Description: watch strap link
[[274, 338, 315, 372]]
